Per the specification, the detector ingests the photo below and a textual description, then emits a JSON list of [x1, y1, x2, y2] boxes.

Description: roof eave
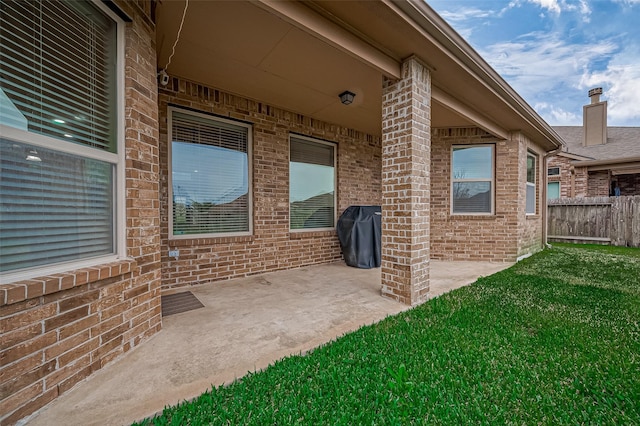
[[395, 0, 564, 150]]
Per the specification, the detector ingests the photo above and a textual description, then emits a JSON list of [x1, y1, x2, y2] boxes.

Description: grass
[[136, 244, 640, 425]]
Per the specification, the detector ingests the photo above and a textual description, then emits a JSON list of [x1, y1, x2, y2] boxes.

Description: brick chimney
[[583, 87, 607, 146]]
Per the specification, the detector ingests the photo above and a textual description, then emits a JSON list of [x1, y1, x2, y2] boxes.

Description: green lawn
[[137, 244, 640, 425]]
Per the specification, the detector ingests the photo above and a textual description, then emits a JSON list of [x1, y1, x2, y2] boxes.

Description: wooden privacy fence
[[547, 196, 640, 247]]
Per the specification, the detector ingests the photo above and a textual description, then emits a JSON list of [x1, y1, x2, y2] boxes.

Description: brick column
[[381, 56, 430, 305]]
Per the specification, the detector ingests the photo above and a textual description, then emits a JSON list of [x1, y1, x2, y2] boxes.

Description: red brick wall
[[430, 128, 543, 261], [546, 155, 639, 198], [380, 56, 431, 306], [158, 77, 382, 289], [588, 170, 611, 197], [547, 155, 575, 198], [519, 134, 545, 258], [617, 174, 640, 196], [0, 3, 161, 424], [574, 167, 589, 197]]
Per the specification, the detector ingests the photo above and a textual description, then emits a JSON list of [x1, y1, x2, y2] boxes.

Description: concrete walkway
[[24, 260, 511, 426]]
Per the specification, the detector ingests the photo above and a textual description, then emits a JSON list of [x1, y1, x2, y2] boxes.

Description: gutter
[[542, 145, 564, 247], [570, 156, 640, 168]]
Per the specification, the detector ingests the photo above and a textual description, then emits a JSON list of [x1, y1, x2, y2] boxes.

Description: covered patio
[[25, 260, 511, 426]]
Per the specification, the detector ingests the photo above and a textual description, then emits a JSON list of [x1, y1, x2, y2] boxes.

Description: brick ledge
[[289, 230, 337, 239], [0, 259, 138, 307]]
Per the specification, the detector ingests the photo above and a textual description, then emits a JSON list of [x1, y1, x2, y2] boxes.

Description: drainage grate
[[161, 291, 204, 317]]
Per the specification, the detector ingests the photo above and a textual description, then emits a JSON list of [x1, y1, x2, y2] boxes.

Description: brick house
[[549, 88, 640, 199], [0, 1, 563, 423]]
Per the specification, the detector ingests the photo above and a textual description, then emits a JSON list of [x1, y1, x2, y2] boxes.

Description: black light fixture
[[339, 90, 355, 105]]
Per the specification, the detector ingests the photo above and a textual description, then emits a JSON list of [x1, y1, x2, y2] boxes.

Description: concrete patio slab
[[23, 260, 511, 426]]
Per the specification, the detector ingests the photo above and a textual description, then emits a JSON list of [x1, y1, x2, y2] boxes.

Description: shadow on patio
[[25, 260, 511, 426]]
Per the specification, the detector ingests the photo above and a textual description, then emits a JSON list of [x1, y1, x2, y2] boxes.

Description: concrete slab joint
[[381, 55, 431, 306]]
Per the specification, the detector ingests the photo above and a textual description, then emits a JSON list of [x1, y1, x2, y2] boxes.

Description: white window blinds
[[0, 141, 114, 273], [170, 110, 251, 237], [0, 1, 118, 275], [0, 0, 117, 151]]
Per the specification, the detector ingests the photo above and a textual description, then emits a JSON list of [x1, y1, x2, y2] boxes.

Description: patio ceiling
[[155, 0, 562, 149]]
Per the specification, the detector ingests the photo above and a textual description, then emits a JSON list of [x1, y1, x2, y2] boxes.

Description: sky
[[428, 0, 640, 127]]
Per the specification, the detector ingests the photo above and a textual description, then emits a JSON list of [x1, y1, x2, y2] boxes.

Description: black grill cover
[[337, 205, 381, 269]]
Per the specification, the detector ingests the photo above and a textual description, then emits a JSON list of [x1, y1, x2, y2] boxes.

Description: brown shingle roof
[[553, 126, 640, 160]]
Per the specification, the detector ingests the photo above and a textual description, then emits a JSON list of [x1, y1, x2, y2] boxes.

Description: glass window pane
[[0, 139, 114, 272], [452, 146, 492, 179], [290, 138, 335, 229], [526, 184, 536, 214], [171, 111, 250, 236], [452, 182, 491, 213], [527, 155, 536, 183], [547, 182, 560, 199], [0, 0, 117, 152]]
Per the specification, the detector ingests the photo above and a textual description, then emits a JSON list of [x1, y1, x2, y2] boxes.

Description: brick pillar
[[381, 56, 430, 305]]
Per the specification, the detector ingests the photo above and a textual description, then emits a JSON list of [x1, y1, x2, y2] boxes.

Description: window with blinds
[[170, 109, 251, 237], [0, 0, 117, 151], [0, 141, 113, 272], [290, 136, 336, 230], [0, 1, 119, 275], [451, 145, 494, 214]]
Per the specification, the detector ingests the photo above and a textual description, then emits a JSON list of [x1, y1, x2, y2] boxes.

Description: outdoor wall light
[[339, 90, 355, 105]]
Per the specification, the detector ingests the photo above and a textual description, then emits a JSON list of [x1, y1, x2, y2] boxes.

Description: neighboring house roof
[[553, 126, 640, 161]]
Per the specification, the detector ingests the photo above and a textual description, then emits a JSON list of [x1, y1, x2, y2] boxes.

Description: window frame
[[0, 0, 125, 283], [526, 152, 537, 215], [450, 144, 495, 215], [547, 167, 560, 176], [547, 181, 561, 200], [167, 106, 253, 240], [289, 134, 337, 232]]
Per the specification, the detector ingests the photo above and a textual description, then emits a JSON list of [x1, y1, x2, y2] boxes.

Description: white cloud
[[528, 0, 562, 14], [438, 8, 496, 22], [613, 0, 640, 5], [534, 102, 580, 125], [505, 0, 591, 19], [480, 32, 617, 96], [477, 32, 639, 125], [579, 60, 640, 125]]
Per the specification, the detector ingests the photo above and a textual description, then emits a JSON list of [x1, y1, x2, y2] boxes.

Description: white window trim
[[289, 134, 337, 232], [0, 0, 125, 284], [450, 144, 495, 215], [526, 152, 537, 215], [167, 106, 253, 240]]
